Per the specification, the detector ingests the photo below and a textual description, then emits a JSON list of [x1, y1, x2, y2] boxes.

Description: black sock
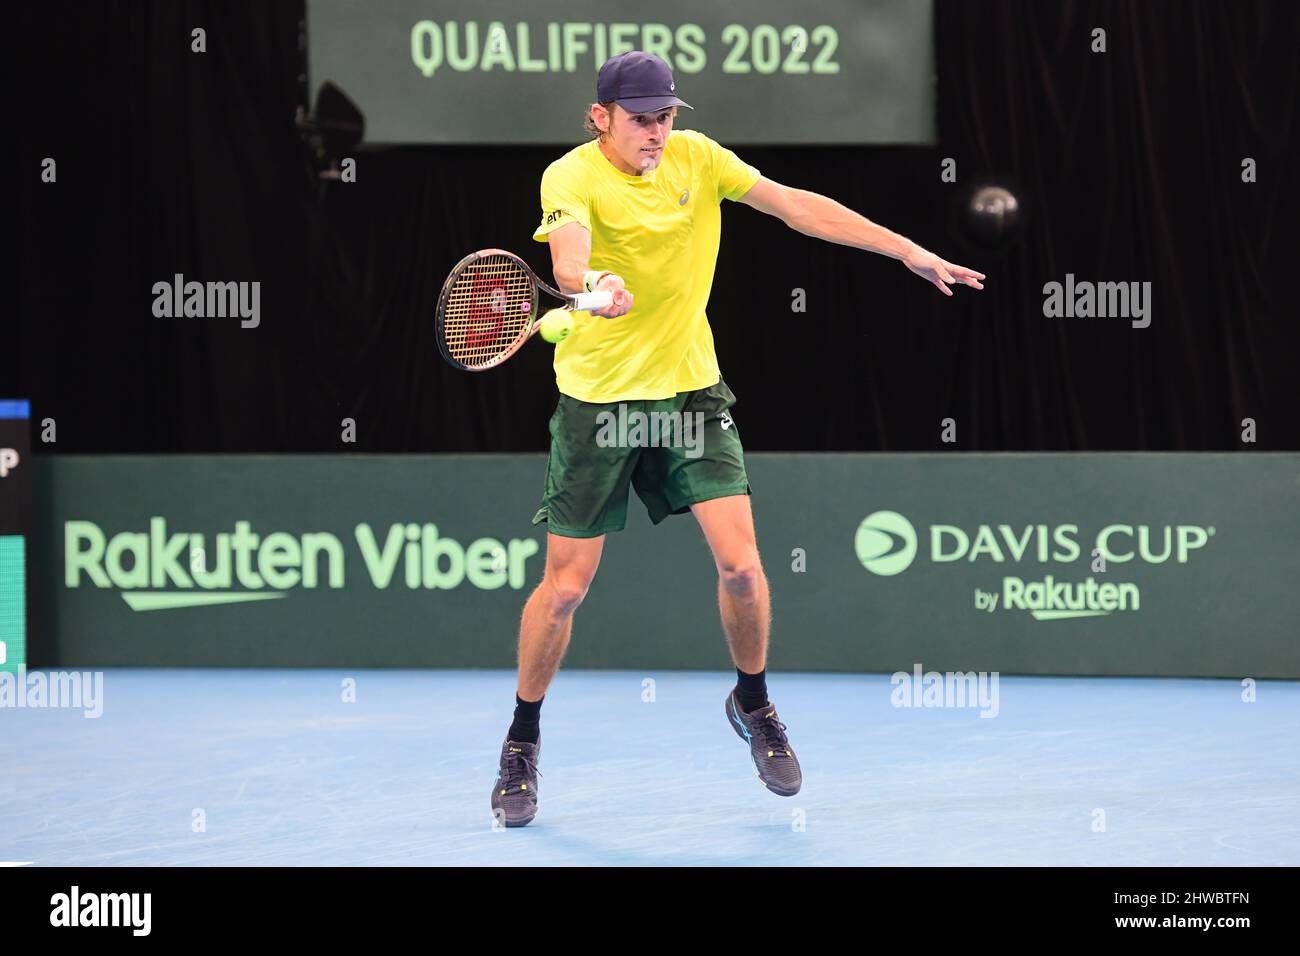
[[734, 667, 769, 713], [508, 693, 543, 743]]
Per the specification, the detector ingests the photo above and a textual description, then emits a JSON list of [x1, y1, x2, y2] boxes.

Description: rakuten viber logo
[[64, 519, 540, 611]]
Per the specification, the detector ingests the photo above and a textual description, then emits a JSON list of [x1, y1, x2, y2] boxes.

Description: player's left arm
[[737, 177, 985, 297]]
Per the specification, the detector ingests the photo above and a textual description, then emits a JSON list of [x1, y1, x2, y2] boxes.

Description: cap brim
[[615, 95, 693, 114]]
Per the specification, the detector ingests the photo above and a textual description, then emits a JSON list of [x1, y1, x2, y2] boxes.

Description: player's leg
[[514, 392, 636, 729], [633, 380, 767, 679], [689, 494, 769, 676], [692, 493, 800, 795], [635, 380, 802, 796], [493, 393, 637, 826], [494, 535, 609, 829], [516, 531, 604, 704]]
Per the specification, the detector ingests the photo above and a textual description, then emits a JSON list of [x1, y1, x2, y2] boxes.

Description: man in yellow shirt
[[492, 52, 985, 827]]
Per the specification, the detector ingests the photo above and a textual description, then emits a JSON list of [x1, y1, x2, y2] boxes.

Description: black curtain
[[12, 0, 1300, 452]]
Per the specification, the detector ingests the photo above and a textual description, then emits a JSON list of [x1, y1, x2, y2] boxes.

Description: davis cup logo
[[854, 511, 917, 576]]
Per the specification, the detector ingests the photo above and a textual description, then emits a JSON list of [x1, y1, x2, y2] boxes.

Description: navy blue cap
[[597, 51, 693, 114]]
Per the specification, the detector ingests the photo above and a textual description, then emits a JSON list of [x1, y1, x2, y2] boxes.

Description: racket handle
[[569, 290, 613, 312]]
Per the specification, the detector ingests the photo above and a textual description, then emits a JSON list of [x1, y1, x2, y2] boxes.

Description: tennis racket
[[435, 248, 614, 371]]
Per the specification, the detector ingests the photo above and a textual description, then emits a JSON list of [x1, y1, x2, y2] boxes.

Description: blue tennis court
[[3, 670, 1296, 866]]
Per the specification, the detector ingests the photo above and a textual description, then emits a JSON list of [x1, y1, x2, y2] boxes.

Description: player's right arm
[[544, 221, 634, 319]]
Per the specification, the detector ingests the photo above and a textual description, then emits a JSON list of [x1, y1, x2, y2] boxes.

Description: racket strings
[[443, 256, 534, 366]]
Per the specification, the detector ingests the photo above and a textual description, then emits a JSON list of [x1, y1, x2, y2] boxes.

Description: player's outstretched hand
[[591, 273, 634, 318], [903, 247, 986, 297]]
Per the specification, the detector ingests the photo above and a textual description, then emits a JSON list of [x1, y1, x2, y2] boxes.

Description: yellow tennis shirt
[[532, 128, 761, 403]]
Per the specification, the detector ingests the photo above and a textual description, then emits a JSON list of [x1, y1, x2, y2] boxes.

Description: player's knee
[[718, 558, 762, 597], [545, 577, 590, 617]]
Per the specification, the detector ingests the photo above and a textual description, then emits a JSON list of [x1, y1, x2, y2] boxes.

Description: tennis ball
[[538, 309, 573, 344]]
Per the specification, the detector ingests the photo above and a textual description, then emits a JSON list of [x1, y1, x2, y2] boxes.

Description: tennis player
[[493, 51, 985, 826]]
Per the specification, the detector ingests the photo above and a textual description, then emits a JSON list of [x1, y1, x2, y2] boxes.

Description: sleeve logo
[[544, 208, 569, 225]]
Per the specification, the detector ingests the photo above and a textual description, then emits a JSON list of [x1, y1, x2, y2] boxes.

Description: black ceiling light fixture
[[295, 81, 365, 181]]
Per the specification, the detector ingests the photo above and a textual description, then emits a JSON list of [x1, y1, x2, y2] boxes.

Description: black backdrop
[[11, 1, 1300, 452]]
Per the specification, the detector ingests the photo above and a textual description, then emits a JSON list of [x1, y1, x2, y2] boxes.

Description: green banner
[[30, 454, 1300, 677], [307, 0, 935, 144]]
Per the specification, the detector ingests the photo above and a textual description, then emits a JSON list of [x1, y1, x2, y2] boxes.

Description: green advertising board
[[29, 453, 1300, 677], [306, 0, 935, 144]]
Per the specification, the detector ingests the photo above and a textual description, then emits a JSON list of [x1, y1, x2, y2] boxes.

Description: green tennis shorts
[[531, 379, 752, 537]]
